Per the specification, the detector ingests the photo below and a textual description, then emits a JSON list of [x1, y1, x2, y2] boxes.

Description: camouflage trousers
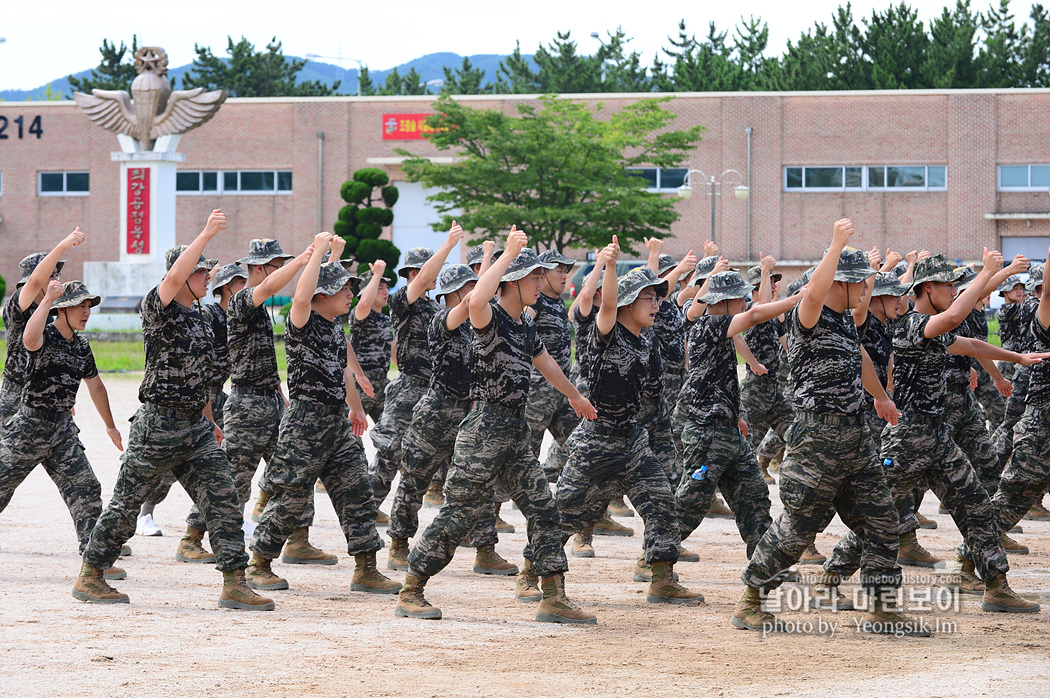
[[526, 376, 580, 481], [744, 413, 902, 594], [661, 364, 685, 412], [826, 417, 1008, 583], [865, 403, 888, 454], [756, 428, 787, 461], [990, 406, 1050, 534], [251, 401, 381, 560], [369, 374, 428, 506], [557, 421, 681, 563], [741, 373, 792, 461], [389, 389, 497, 547], [975, 365, 1006, 431], [0, 381, 23, 437], [208, 384, 228, 431], [407, 403, 568, 578], [83, 405, 248, 572], [675, 419, 772, 557], [360, 370, 389, 425], [639, 397, 681, 486], [993, 364, 1030, 466], [945, 383, 1001, 493], [0, 408, 101, 554]]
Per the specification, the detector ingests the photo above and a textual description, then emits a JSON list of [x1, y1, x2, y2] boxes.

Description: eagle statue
[[74, 46, 226, 151]]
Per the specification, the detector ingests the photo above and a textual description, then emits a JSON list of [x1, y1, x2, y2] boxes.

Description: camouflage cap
[[616, 267, 668, 308], [892, 261, 909, 278], [697, 270, 752, 305], [954, 266, 978, 292], [786, 266, 816, 296], [1026, 263, 1044, 293], [997, 274, 1024, 294], [687, 256, 722, 286], [657, 253, 677, 276], [872, 271, 910, 297], [437, 264, 479, 298], [164, 245, 217, 274], [51, 280, 101, 312], [315, 261, 357, 296], [537, 248, 576, 267], [358, 269, 390, 289], [398, 247, 434, 278], [466, 245, 504, 267], [502, 248, 557, 282], [834, 247, 877, 284], [909, 254, 965, 293], [17, 252, 65, 288], [212, 263, 248, 292], [745, 264, 782, 288], [237, 239, 294, 266]]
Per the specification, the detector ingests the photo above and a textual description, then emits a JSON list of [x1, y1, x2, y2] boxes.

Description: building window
[[627, 167, 689, 192], [38, 171, 90, 196], [176, 169, 292, 195], [998, 165, 1050, 191], [784, 165, 946, 192]]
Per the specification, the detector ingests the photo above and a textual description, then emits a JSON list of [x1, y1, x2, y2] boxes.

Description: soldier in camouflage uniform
[[369, 226, 462, 517], [75, 211, 273, 611], [970, 281, 1008, 432], [396, 234, 598, 624], [246, 234, 400, 595], [0, 281, 123, 578], [823, 253, 1042, 615], [991, 273, 1032, 467], [350, 265, 394, 424], [735, 222, 916, 635]]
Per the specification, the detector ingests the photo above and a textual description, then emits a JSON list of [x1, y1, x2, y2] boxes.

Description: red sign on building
[[127, 167, 150, 254], [382, 113, 438, 140]]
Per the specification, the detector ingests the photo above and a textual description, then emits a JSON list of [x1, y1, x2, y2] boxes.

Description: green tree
[[735, 17, 782, 89], [397, 95, 703, 254], [920, 0, 982, 88], [652, 20, 741, 91], [861, 3, 931, 88], [593, 28, 654, 92], [67, 36, 139, 96], [333, 168, 401, 281], [181, 36, 341, 96], [357, 66, 377, 95], [441, 57, 489, 94], [978, 0, 1025, 87], [1019, 3, 1050, 86]]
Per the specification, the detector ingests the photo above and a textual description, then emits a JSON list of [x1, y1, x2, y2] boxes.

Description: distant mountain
[[0, 52, 528, 101]]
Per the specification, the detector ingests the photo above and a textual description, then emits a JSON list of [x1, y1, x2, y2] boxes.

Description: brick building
[[1, 89, 1048, 291]]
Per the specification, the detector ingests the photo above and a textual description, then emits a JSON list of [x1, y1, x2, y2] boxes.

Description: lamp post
[[305, 53, 364, 95], [677, 169, 749, 246]]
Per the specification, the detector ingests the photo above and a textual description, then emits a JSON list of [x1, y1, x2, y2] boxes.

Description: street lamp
[[677, 169, 749, 245], [305, 53, 364, 95]]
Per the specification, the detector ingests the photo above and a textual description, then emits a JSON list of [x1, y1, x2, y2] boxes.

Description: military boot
[[395, 573, 442, 619], [281, 527, 337, 565], [175, 526, 216, 564], [119, 544, 133, 557], [632, 556, 678, 582], [72, 563, 129, 604], [571, 526, 595, 558], [375, 509, 390, 526], [593, 511, 634, 537], [647, 561, 704, 604], [732, 586, 782, 631], [810, 570, 854, 610], [897, 531, 942, 568], [707, 495, 734, 519], [798, 543, 826, 565], [1025, 501, 1050, 520], [515, 558, 542, 602], [103, 566, 127, 581], [861, 593, 931, 636], [1000, 532, 1029, 555], [422, 482, 444, 509], [607, 495, 634, 517], [251, 490, 271, 523], [758, 455, 775, 485], [536, 573, 597, 625], [245, 554, 289, 591], [494, 502, 515, 533], [387, 537, 410, 571], [473, 544, 519, 575], [678, 546, 700, 563], [219, 568, 275, 611], [945, 555, 985, 594], [981, 574, 1041, 613], [915, 511, 938, 529], [351, 552, 401, 594]]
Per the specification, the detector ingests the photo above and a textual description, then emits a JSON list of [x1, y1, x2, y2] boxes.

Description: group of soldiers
[[1, 209, 1048, 634]]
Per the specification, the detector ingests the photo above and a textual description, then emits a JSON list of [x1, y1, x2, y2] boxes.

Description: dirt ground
[[1, 374, 1049, 697]]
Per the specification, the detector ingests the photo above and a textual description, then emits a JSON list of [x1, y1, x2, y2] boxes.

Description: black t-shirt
[[530, 292, 572, 374], [470, 303, 545, 409], [589, 322, 652, 428], [685, 314, 738, 422], [786, 305, 865, 416], [999, 302, 1025, 353], [285, 311, 347, 406], [227, 287, 281, 390], [742, 310, 782, 377], [944, 309, 978, 386], [390, 286, 437, 380], [640, 326, 664, 407], [654, 299, 686, 369], [23, 324, 98, 411], [428, 309, 473, 401], [2, 294, 39, 386], [859, 313, 892, 389], [1019, 295, 1039, 352], [139, 287, 213, 411], [571, 305, 597, 382], [1027, 311, 1050, 409], [892, 311, 957, 417], [349, 309, 393, 378]]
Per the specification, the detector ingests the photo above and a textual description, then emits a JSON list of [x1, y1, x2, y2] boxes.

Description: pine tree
[[67, 36, 140, 95]]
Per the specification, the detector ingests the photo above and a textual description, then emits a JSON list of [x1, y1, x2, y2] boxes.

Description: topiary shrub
[[334, 168, 400, 280]]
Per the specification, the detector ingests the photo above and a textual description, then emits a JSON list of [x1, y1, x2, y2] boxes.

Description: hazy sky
[[0, 0, 1033, 90]]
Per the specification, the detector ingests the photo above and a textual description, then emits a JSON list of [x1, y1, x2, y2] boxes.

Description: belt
[[901, 412, 942, 426], [427, 389, 473, 410], [474, 401, 526, 419], [20, 405, 65, 419], [142, 402, 204, 421], [289, 400, 347, 415], [795, 410, 865, 426], [696, 415, 740, 428], [583, 421, 639, 438], [231, 385, 281, 397]]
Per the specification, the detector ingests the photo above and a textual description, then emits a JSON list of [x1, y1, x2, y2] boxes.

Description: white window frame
[[626, 167, 689, 192], [998, 164, 1050, 191], [783, 165, 947, 192], [37, 171, 90, 197], [866, 165, 946, 192], [176, 169, 293, 196], [783, 166, 865, 192]]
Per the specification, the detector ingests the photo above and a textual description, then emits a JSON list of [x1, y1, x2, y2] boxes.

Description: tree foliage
[[67, 36, 140, 95], [333, 168, 400, 280], [181, 36, 340, 96], [397, 95, 703, 254]]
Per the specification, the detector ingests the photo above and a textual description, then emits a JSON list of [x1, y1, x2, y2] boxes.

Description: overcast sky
[[0, 0, 1034, 90]]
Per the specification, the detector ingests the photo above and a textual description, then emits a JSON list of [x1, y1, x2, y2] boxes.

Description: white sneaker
[[242, 519, 257, 540], [135, 514, 163, 537]]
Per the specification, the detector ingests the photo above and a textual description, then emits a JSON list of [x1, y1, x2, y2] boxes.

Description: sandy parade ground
[[1, 374, 1049, 697]]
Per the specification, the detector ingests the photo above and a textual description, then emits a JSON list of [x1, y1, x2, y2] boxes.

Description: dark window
[[176, 172, 200, 191]]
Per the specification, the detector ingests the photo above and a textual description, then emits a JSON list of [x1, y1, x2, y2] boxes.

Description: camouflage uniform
[[251, 264, 381, 560], [992, 292, 1037, 465], [348, 307, 392, 423], [741, 314, 792, 460], [970, 306, 1006, 430], [83, 272, 250, 573], [654, 298, 687, 423]]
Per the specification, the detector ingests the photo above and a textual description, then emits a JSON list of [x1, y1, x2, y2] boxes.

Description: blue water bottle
[[691, 465, 708, 481], [883, 458, 893, 468]]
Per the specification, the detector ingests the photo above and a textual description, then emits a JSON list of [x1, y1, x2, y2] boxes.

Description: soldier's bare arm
[[159, 210, 225, 307]]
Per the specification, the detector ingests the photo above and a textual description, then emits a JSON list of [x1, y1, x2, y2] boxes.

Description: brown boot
[[1024, 501, 1050, 520], [72, 562, 129, 604], [494, 502, 515, 533], [103, 566, 127, 581], [768, 453, 782, 473], [422, 482, 444, 509], [314, 478, 326, 493], [175, 526, 216, 564], [810, 571, 854, 610], [387, 537, 410, 571], [119, 544, 133, 557], [473, 544, 519, 575], [981, 573, 1041, 613], [732, 586, 781, 631], [758, 455, 775, 485], [607, 496, 634, 518], [281, 527, 337, 565], [707, 495, 734, 519], [351, 552, 401, 594], [915, 511, 938, 529], [798, 543, 826, 565], [945, 555, 985, 594], [647, 561, 704, 604], [1000, 532, 1029, 555], [571, 526, 595, 558], [861, 593, 931, 636], [219, 568, 275, 610], [593, 511, 634, 537], [515, 559, 542, 603], [633, 556, 678, 582], [536, 573, 597, 625], [375, 509, 390, 526], [897, 531, 942, 568], [251, 490, 271, 523], [678, 546, 700, 563], [245, 554, 289, 590], [395, 573, 442, 619]]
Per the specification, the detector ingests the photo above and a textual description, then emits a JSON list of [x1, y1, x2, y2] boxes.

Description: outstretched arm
[[728, 293, 804, 337], [571, 250, 603, 318], [20, 228, 84, 312], [924, 248, 1004, 338], [85, 375, 123, 451], [289, 233, 330, 329], [469, 227, 526, 329], [252, 243, 313, 308], [799, 219, 854, 329], [595, 240, 620, 337], [159, 210, 225, 306], [355, 260, 388, 321], [533, 351, 597, 420], [408, 222, 463, 303]]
